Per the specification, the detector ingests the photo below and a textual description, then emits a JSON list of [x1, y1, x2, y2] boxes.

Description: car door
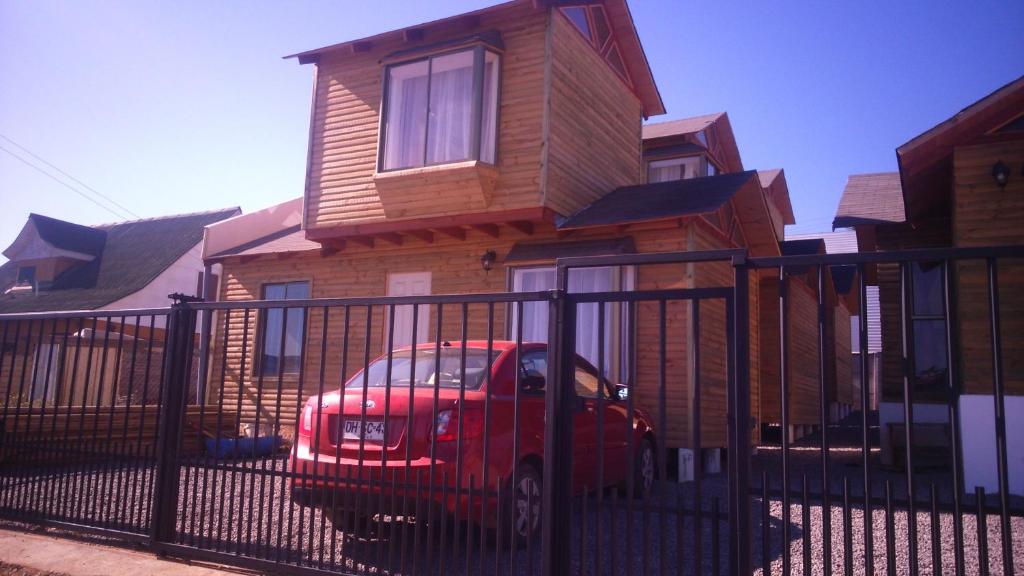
[[570, 356, 602, 491], [516, 349, 597, 491]]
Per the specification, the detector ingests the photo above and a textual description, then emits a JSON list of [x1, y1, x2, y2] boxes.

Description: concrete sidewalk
[[0, 527, 248, 576]]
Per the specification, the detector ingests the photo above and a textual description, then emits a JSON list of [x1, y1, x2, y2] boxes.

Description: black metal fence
[[0, 246, 1021, 576]]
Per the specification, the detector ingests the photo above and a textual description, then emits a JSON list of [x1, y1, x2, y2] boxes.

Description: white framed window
[[381, 46, 500, 171], [646, 155, 721, 183], [510, 266, 634, 382], [258, 281, 310, 376], [30, 342, 61, 403]]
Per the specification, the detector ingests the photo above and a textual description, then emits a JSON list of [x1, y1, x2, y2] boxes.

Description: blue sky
[[1, 1, 1022, 263]]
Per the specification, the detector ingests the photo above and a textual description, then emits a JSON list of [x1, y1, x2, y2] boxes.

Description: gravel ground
[[0, 562, 68, 576], [1, 421, 1022, 575]]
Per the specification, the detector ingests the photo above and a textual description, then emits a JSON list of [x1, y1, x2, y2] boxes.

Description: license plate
[[342, 420, 385, 441]]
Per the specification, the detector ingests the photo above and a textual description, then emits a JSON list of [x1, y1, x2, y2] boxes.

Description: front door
[[386, 272, 431, 350]]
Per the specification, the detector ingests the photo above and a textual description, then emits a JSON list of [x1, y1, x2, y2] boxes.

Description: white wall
[[879, 396, 1024, 495], [99, 242, 205, 328], [960, 394, 1024, 496]]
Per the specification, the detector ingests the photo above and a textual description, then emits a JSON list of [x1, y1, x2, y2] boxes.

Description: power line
[[0, 133, 140, 219], [0, 143, 132, 220]]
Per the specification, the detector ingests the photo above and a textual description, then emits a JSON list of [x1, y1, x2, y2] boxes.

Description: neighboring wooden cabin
[[0, 209, 240, 455], [833, 75, 1024, 492], [202, 1, 810, 457], [758, 238, 857, 439]]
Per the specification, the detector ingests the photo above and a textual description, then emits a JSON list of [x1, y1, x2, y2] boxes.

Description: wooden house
[[202, 1, 811, 461], [757, 238, 856, 439], [0, 208, 240, 459], [833, 75, 1024, 493]]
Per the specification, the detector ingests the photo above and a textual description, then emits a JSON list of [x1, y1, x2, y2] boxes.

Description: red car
[[290, 341, 656, 542]]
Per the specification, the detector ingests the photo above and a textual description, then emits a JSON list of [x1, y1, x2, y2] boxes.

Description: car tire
[[321, 503, 369, 535], [504, 461, 542, 548], [631, 437, 656, 499]]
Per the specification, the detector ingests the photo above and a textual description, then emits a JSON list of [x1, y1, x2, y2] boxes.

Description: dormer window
[[17, 266, 36, 286], [646, 155, 720, 183], [380, 46, 500, 171]]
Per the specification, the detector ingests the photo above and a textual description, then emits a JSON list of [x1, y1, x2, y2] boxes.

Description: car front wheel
[[509, 462, 541, 546], [633, 437, 656, 499]]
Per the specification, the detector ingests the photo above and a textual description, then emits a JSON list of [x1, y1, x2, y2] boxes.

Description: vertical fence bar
[[941, 260, 966, 576], [885, 480, 895, 576], [802, 474, 811, 576], [542, 280, 573, 576], [762, 472, 770, 576], [898, 263, 919, 575], [856, 263, 874, 575], [984, 258, 1014, 575], [930, 483, 942, 575], [816, 265, 833, 576], [151, 298, 196, 545], [975, 486, 988, 575], [690, 299, 703, 576], [843, 477, 852, 576], [778, 266, 792, 576], [731, 256, 751, 576]]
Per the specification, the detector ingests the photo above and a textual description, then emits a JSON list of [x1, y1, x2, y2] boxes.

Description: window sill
[[373, 160, 499, 219]]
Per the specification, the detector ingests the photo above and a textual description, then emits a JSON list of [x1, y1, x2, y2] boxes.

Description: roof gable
[[643, 112, 743, 173], [0, 208, 240, 313], [285, 0, 665, 117], [897, 75, 1024, 221], [832, 172, 905, 228], [757, 169, 795, 226], [3, 214, 106, 262]]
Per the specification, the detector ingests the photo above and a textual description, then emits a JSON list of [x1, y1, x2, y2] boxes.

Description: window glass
[[511, 266, 630, 380], [382, 48, 499, 170], [520, 350, 547, 393], [480, 51, 500, 163], [647, 156, 703, 183], [911, 262, 944, 316], [605, 44, 629, 83], [260, 281, 309, 375], [352, 348, 499, 390], [426, 50, 474, 165], [383, 60, 429, 170], [913, 319, 948, 392], [574, 359, 603, 398], [562, 7, 591, 41], [590, 6, 611, 49], [17, 266, 35, 285]]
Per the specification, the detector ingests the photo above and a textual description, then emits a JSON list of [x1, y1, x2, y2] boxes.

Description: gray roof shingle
[[0, 207, 240, 313], [558, 171, 758, 230]]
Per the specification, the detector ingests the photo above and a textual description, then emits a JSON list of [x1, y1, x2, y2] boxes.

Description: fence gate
[[2, 245, 1022, 576], [0, 308, 176, 542]]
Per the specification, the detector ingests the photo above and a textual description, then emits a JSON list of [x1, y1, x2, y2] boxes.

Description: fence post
[[149, 294, 197, 546], [542, 276, 575, 576], [730, 255, 752, 576]]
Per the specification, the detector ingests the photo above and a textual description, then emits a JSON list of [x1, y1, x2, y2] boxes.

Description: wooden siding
[[953, 139, 1024, 395], [544, 9, 642, 217], [834, 303, 854, 406], [758, 276, 821, 426], [305, 2, 548, 229], [874, 218, 951, 403], [0, 406, 235, 463], [213, 220, 757, 450]]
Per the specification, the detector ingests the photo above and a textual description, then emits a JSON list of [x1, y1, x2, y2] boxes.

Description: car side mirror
[[614, 384, 629, 401], [522, 373, 545, 392]]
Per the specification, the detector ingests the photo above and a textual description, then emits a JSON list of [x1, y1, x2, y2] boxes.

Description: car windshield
[[347, 347, 501, 391]]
